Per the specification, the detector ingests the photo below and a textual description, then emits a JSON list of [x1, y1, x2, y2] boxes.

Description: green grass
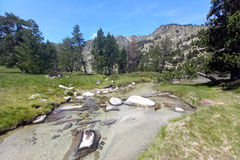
[[0, 66, 154, 133], [138, 83, 240, 160]]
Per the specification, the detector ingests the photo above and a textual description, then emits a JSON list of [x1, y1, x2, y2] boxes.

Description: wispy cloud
[[90, 33, 97, 39]]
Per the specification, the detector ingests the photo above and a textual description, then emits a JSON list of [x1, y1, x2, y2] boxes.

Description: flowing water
[[0, 82, 193, 160]]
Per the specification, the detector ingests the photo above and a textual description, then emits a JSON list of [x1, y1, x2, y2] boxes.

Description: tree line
[[0, 12, 128, 75], [1, 0, 240, 82]]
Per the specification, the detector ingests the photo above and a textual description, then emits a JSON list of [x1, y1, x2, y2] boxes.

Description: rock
[[40, 98, 47, 102], [105, 78, 109, 81], [102, 90, 109, 94], [96, 80, 101, 85], [100, 119, 117, 126], [200, 99, 224, 106], [168, 94, 178, 98], [82, 97, 98, 111], [100, 141, 105, 146], [74, 91, 80, 97], [131, 82, 136, 86], [72, 130, 101, 159], [109, 97, 122, 106], [98, 145, 103, 150], [79, 130, 94, 149], [52, 135, 60, 139], [175, 107, 184, 112], [96, 90, 101, 94], [45, 75, 49, 78], [100, 103, 107, 108], [105, 105, 119, 112], [82, 92, 95, 97], [63, 123, 73, 130], [47, 113, 66, 122], [103, 84, 113, 89], [29, 94, 41, 100], [123, 100, 134, 106], [60, 105, 83, 111], [64, 96, 71, 102], [75, 96, 84, 100], [59, 85, 74, 90], [66, 115, 72, 119], [66, 76, 70, 78], [154, 103, 161, 111], [76, 120, 100, 125], [125, 96, 155, 107], [33, 115, 47, 124]]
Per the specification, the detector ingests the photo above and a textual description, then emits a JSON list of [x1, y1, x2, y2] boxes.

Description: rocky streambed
[[0, 82, 194, 160]]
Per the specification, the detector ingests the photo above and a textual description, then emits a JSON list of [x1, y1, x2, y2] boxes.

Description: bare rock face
[[82, 24, 205, 73]]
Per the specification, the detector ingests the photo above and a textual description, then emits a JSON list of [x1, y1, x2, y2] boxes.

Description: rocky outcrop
[[82, 24, 206, 73]]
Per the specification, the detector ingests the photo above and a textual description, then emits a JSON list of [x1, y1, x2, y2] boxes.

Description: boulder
[[63, 130, 101, 160], [123, 100, 134, 106], [82, 92, 95, 97], [59, 85, 74, 90], [131, 82, 136, 86], [75, 96, 84, 100], [33, 115, 47, 124], [75, 130, 101, 159], [175, 107, 184, 112], [106, 105, 119, 112], [60, 105, 83, 111], [102, 90, 109, 94], [125, 96, 155, 107], [74, 91, 80, 97], [109, 97, 122, 106], [64, 96, 71, 102]]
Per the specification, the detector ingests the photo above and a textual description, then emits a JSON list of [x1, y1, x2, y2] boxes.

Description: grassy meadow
[[0, 66, 155, 133], [138, 83, 240, 159]]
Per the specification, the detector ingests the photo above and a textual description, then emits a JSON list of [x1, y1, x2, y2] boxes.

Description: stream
[[0, 82, 194, 160]]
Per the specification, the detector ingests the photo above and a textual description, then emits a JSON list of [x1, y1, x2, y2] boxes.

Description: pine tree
[[58, 37, 76, 72], [199, 0, 240, 80], [15, 21, 56, 73], [90, 28, 106, 74], [104, 33, 119, 75], [72, 25, 87, 74], [118, 48, 127, 73]]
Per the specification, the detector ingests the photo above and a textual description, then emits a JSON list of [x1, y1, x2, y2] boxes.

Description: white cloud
[[90, 33, 97, 39]]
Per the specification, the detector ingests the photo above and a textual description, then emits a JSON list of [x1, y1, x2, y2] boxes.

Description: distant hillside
[[83, 24, 206, 72]]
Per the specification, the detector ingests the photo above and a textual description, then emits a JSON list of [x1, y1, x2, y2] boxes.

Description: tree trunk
[[197, 72, 219, 84], [230, 68, 240, 81], [81, 58, 87, 74]]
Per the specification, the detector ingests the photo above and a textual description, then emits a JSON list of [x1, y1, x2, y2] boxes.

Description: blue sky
[[0, 0, 211, 43]]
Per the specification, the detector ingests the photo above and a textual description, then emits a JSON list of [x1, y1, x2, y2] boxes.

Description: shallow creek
[[0, 82, 193, 160]]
